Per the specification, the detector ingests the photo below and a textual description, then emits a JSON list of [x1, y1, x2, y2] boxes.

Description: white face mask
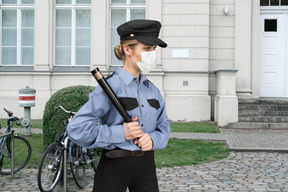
[[136, 51, 157, 74]]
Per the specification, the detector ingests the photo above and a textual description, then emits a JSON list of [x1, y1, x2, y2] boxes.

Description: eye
[[143, 46, 156, 51], [144, 47, 150, 51]]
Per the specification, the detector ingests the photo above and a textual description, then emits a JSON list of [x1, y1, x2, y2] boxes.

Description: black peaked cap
[[117, 19, 167, 48]]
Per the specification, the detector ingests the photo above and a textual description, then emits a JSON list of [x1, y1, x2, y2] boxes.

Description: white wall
[[208, 0, 236, 119], [209, 0, 235, 71], [161, 0, 211, 122], [0, 0, 253, 123]]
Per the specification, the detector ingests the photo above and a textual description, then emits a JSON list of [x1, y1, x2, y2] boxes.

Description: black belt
[[103, 149, 145, 158]]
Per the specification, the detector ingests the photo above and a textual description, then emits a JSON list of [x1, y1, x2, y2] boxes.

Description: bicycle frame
[[0, 133, 7, 154], [0, 133, 8, 162], [57, 105, 97, 189], [55, 106, 76, 191], [38, 105, 97, 192], [0, 108, 30, 177], [0, 114, 18, 157], [0, 131, 14, 178]]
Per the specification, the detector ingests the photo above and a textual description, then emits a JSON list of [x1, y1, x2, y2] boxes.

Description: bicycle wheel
[[37, 142, 63, 192], [70, 143, 86, 188], [0, 135, 31, 175]]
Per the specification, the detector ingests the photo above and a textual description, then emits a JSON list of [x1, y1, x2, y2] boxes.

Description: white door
[[259, 13, 287, 97]]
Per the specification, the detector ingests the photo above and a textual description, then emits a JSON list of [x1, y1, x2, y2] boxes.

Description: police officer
[[67, 19, 170, 192]]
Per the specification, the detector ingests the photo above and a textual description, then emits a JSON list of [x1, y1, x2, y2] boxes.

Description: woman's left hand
[[134, 133, 153, 151]]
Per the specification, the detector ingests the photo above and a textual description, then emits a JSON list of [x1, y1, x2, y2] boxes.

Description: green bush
[[42, 85, 95, 147]]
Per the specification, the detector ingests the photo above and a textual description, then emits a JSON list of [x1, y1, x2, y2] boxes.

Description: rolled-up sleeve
[[149, 91, 171, 150], [67, 87, 126, 149]]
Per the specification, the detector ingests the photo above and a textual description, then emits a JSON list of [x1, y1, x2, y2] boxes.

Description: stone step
[[239, 110, 288, 116], [227, 122, 288, 129], [239, 116, 288, 123], [230, 99, 288, 129], [239, 98, 288, 105], [239, 105, 288, 111]]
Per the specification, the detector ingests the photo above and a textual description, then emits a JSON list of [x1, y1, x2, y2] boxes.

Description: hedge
[[42, 85, 95, 147]]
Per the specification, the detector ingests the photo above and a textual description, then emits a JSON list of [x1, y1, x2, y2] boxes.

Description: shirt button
[[141, 124, 144, 127], [141, 104, 144, 107]]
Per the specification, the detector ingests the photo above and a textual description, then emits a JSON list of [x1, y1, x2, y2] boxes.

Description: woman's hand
[[123, 116, 144, 140], [134, 133, 153, 151]]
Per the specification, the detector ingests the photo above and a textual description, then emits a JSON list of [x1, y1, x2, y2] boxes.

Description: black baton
[[91, 68, 132, 123]]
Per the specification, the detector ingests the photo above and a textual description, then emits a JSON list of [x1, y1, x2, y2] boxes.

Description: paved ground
[[171, 128, 288, 152], [221, 128, 288, 152], [1, 128, 288, 191], [1, 152, 288, 192], [158, 152, 288, 192]]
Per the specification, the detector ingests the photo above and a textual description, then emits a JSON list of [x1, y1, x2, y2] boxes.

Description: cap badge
[[130, 34, 135, 37]]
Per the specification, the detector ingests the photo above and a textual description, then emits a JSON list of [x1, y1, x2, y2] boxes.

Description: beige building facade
[[0, 0, 285, 126]]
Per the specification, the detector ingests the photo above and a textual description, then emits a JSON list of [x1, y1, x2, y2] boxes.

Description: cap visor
[[136, 37, 167, 48]]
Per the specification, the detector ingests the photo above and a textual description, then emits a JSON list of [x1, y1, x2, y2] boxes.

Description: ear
[[123, 45, 132, 56]]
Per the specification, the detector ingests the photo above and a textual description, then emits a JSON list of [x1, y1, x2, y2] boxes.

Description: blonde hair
[[114, 39, 139, 61]]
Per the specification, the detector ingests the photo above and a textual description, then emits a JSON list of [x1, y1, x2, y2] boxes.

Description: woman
[[67, 19, 170, 192]]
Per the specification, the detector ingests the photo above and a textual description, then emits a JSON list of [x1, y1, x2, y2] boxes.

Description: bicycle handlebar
[[3, 108, 13, 117], [3, 108, 20, 126], [55, 105, 76, 115]]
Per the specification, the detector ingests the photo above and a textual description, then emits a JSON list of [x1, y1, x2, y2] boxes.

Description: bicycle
[[0, 108, 32, 175], [37, 105, 98, 192]]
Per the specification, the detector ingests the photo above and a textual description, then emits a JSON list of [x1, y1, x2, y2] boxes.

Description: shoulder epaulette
[[144, 78, 154, 87], [106, 71, 115, 79]]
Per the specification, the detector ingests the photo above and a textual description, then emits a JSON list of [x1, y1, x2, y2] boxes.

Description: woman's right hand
[[123, 116, 144, 140]]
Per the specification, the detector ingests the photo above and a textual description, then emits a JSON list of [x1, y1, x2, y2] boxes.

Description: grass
[[13, 135, 229, 169], [1, 119, 219, 133], [170, 121, 220, 133], [0, 119, 43, 129], [0, 134, 44, 170], [1, 121, 229, 168], [155, 139, 229, 168], [28, 120, 43, 129], [21, 134, 44, 168]]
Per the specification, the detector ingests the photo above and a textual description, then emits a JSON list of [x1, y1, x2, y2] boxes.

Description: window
[[54, 0, 91, 66], [260, 0, 288, 6], [110, 0, 146, 66], [1, 0, 34, 66], [264, 19, 277, 32]]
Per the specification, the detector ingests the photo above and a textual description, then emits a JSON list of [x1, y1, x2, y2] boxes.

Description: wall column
[[214, 69, 238, 126], [34, 0, 52, 71], [235, 0, 252, 97], [91, 0, 108, 71]]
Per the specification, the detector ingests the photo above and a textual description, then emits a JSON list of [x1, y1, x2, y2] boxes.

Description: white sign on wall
[[171, 49, 190, 58]]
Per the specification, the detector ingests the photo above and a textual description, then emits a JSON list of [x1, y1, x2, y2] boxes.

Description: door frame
[[259, 7, 288, 97]]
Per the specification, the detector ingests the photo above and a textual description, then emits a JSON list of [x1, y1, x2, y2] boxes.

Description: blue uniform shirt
[[67, 67, 170, 151]]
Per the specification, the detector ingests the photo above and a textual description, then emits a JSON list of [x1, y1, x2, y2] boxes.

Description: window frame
[[0, 0, 34, 66], [260, 0, 288, 6], [109, 0, 146, 67], [54, 0, 91, 66]]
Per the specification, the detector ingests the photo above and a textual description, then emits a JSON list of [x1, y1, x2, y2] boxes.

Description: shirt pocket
[[147, 99, 160, 110], [147, 99, 160, 123], [146, 99, 160, 129], [118, 97, 139, 111]]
